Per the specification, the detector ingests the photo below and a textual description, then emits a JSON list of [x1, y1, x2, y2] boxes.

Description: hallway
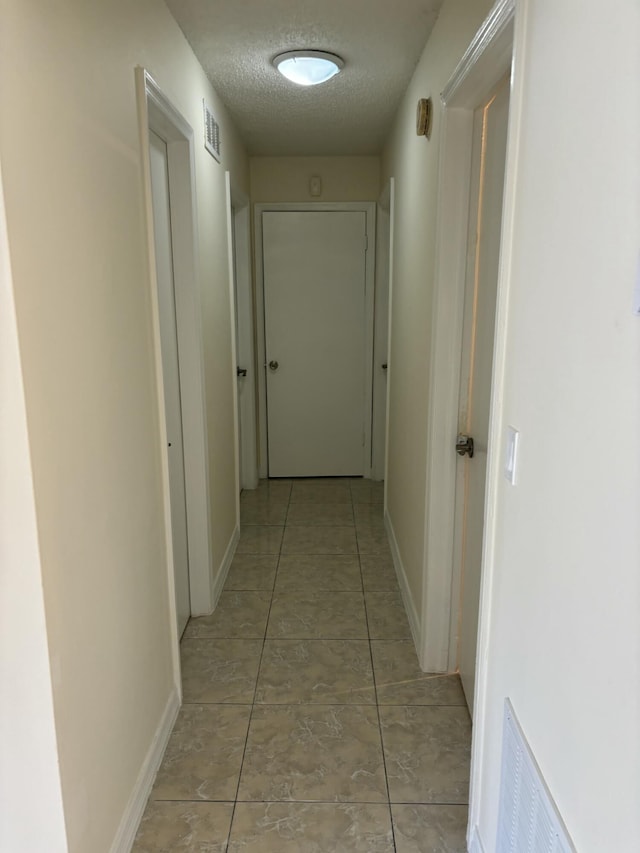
[[133, 478, 471, 851]]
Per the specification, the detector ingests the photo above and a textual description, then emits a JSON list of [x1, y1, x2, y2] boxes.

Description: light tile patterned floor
[[133, 479, 471, 852]]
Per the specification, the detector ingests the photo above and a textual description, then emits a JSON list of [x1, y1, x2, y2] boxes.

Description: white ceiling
[[164, 0, 444, 156]]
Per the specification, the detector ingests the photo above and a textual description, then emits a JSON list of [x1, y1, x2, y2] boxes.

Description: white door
[[456, 75, 510, 714], [148, 130, 190, 638], [262, 211, 368, 477]]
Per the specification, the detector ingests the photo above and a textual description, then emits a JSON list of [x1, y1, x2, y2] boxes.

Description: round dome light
[[273, 50, 344, 86]]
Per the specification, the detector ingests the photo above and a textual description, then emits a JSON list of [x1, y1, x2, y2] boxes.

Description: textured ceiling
[[164, 0, 444, 156]]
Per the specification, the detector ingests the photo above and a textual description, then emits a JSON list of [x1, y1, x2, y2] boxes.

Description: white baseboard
[[211, 524, 239, 610], [109, 689, 180, 853], [384, 511, 421, 656], [190, 524, 239, 618], [468, 825, 487, 853]]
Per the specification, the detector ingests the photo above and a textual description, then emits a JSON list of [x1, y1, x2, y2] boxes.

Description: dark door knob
[[268, 360, 279, 371], [455, 434, 474, 458], [237, 366, 248, 377]]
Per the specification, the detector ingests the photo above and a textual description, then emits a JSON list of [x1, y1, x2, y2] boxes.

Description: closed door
[[262, 211, 368, 477], [148, 130, 190, 638], [456, 75, 510, 714]]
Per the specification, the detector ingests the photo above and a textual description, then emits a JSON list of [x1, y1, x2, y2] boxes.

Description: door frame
[[254, 202, 377, 479], [227, 180, 259, 492], [416, 0, 526, 843], [372, 179, 395, 482], [136, 68, 214, 642], [421, 0, 516, 669], [455, 72, 511, 716]]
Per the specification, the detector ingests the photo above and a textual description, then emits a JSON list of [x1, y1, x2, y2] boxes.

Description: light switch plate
[[504, 426, 519, 485]]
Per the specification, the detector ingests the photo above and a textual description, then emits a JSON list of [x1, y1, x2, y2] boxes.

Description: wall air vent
[[203, 101, 221, 162], [497, 700, 576, 853]]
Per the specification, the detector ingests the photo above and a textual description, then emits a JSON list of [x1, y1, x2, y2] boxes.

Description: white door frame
[[372, 180, 395, 482], [135, 68, 214, 641], [227, 180, 259, 491], [415, 0, 526, 841], [382, 178, 396, 514], [254, 202, 377, 479], [420, 0, 516, 670]]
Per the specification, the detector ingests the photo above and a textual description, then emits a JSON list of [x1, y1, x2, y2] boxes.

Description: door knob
[[237, 366, 248, 377], [456, 434, 474, 458], [268, 360, 279, 371]]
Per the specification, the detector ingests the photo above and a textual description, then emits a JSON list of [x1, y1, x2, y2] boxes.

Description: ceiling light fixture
[[273, 50, 344, 87]]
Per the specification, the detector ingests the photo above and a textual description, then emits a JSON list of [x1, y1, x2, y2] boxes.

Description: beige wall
[[382, 0, 494, 609], [250, 156, 380, 202], [0, 162, 68, 852], [0, 1, 248, 851]]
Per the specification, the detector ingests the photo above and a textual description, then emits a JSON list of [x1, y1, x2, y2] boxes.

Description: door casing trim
[[421, 0, 515, 668], [414, 0, 526, 840], [254, 202, 377, 480], [372, 180, 394, 483], [227, 181, 259, 492], [135, 67, 214, 651]]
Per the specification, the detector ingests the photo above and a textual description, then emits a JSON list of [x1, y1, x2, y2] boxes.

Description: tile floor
[[133, 479, 471, 852]]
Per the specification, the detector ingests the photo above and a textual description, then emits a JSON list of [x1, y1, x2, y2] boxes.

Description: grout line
[[230, 797, 453, 805], [179, 699, 467, 708], [170, 480, 467, 849], [150, 796, 469, 805], [179, 702, 253, 708], [231, 482, 285, 815], [226, 478, 292, 837], [183, 635, 371, 641], [360, 499, 398, 852], [282, 483, 292, 526], [382, 800, 471, 807]]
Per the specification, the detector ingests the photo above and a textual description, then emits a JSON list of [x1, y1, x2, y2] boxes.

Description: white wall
[[0, 163, 68, 853], [471, 1, 640, 849], [251, 156, 380, 202], [0, 1, 248, 850], [382, 0, 494, 610], [384, 0, 640, 848]]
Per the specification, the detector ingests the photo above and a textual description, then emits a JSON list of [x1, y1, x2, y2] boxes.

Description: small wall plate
[[416, 97, 433, 139]]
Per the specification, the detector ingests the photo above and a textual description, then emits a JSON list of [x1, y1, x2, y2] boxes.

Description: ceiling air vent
[[203, 101, 221, 162]]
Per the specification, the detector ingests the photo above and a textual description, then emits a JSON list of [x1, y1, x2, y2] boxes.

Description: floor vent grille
[[203, 101, 221, 162], [497, 700, 575, 853]]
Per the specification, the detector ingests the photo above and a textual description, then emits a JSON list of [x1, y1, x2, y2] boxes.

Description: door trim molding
[[421, 0, 515, 669], [441, 0, 515, 107], [135, 68, 214, 645], [227, 180, 259, 492], [254, 202, 377, 479], [416, 0, 527, 836], [468, 1, 528, 835], [372, 179, 394, 482], [382, 179, 396, 512]]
